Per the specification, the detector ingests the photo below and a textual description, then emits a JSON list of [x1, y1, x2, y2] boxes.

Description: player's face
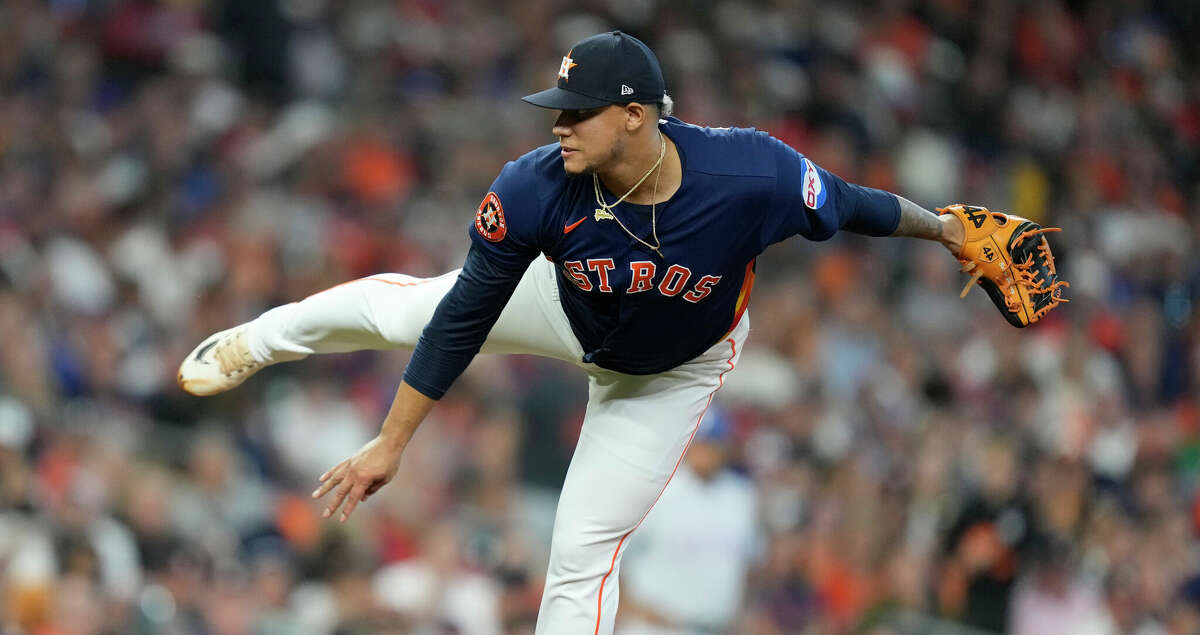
[[552, 105, 626, 174]]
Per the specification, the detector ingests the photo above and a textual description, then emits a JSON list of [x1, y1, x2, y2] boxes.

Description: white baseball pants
[[245, 257, 747, 635]]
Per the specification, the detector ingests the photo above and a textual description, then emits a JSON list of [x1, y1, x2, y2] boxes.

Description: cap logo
[[558, 50, 578, 81], [620, 84, 633, 96]]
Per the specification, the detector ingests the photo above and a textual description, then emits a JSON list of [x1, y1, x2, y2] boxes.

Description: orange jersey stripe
[[720, 258, 756, 341]]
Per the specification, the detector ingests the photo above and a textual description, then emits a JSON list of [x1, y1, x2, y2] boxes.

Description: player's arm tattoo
[[891, 195, 963, 252], [890, 195, 944, 241]]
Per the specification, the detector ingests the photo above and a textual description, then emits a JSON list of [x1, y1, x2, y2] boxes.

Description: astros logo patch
[[800, 158, 827, 210], [475, 192, 507, 242]]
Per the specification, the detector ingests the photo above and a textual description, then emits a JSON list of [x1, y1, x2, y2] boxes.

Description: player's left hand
[[937, 212, 966, 255], [312, 435, 402, 522], [938, 204, 1069, 327]]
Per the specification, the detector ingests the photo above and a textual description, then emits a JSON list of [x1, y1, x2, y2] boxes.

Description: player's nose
[[552, 112, 573, 137]]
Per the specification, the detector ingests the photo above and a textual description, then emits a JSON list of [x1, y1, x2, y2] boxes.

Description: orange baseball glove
[[938, 204, 1068, 327]]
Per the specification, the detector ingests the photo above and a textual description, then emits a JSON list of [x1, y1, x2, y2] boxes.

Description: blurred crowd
[[2, 0, 1199, 633]]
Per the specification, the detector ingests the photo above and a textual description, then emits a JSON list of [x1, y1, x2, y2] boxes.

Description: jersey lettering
[[563, 260, 592, 291], [657, 264, 692, 297], [683, 275, 722, 303], [587, 258, 615, 292], [628, 261, 656, 293], [562, 258, 721, 301]]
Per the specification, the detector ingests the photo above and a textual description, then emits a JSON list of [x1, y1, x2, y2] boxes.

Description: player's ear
[[623, 102, 648, 132]]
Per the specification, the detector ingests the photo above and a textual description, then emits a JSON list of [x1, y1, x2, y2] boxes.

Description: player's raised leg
[[179, 258, 580, 396], [534, 315, 747, 635]]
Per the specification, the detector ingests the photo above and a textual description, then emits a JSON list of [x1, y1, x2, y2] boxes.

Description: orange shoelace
[[959, 226, 1070, 320]]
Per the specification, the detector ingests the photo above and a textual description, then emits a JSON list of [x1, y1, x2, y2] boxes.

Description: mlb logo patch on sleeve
[[475, 192, 507, 242], [800, 158, 827, 210]]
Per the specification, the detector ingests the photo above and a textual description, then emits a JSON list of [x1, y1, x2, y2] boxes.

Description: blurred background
[[1, 0, 1199, 633]]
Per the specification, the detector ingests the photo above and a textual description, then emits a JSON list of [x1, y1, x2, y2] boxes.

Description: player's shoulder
[[495, 143, 567, 194], [663, 117, 782, 178], [475, 144, 569, 247]]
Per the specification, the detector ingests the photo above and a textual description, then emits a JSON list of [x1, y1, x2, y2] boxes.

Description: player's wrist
[[938, 213, 965, 255], [376, 429, 408, 454]]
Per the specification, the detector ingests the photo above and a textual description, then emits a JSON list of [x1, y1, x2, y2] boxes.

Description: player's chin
[[560, 150, 587, 174]]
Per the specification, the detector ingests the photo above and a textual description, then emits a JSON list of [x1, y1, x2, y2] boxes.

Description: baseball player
[[179, 31, 1061, 634]]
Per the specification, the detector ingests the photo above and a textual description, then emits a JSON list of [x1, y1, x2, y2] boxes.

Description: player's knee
[[546, 538, 612, 581]]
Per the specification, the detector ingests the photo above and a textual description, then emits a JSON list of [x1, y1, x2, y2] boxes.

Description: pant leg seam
[[591, 336, 740, 634]]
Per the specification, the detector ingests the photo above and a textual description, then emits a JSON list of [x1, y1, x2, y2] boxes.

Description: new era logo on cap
[[522, 31, 665, 111]]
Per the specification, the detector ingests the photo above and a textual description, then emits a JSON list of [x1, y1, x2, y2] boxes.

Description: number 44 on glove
[[938, 204, 1069, 328]]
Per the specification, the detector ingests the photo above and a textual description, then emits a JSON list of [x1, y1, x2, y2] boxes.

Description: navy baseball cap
[[522, 31, 665, 110]]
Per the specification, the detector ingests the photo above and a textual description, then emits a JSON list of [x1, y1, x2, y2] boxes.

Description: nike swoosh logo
[[194, 339, 219, 361], [563, 217, 586, 234]]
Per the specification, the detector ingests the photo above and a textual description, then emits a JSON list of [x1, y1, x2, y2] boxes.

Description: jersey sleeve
[[759, 135, 900, 247], [467, 158, 545, 270], [402, 159, 546, 400], [401, 245, 523, 400]]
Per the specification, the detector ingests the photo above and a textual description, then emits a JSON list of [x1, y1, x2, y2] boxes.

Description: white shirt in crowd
[[618, 462, 761, 635]]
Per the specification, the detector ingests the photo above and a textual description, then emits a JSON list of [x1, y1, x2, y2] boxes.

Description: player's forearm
[[401, 247, 526, 399], [891, 195, 963, 253], [377, 381, 436, 453]]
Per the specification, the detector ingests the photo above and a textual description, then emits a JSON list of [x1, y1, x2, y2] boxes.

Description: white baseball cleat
[[178, 325, 270, 396]]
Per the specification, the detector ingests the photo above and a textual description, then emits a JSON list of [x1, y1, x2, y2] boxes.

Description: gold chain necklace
[[592, 136, 667, 258]]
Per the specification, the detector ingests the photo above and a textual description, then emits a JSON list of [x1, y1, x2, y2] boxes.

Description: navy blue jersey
[[403, 117, 899, 399]]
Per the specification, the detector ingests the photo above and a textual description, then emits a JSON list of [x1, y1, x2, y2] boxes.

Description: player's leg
[[179, 258, 581, 396], [248, 270, 461, 357], [533, 315, 749, 635], [251, 257, 579, 359]]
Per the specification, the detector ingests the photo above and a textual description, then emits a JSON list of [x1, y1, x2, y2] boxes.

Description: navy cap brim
[[521, 86, 612, 110]]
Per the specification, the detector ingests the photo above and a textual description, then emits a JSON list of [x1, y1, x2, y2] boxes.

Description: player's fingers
[[323, 475, 356, 518], [312, 476, 340, 500], [357, 477, 386, 501], [312, 463, 347, 499], [319, 460, 347, 483], [338, 481, 370, 522]]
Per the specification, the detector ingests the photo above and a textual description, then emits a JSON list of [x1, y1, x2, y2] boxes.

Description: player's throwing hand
[[311, 435, 402, 522]]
